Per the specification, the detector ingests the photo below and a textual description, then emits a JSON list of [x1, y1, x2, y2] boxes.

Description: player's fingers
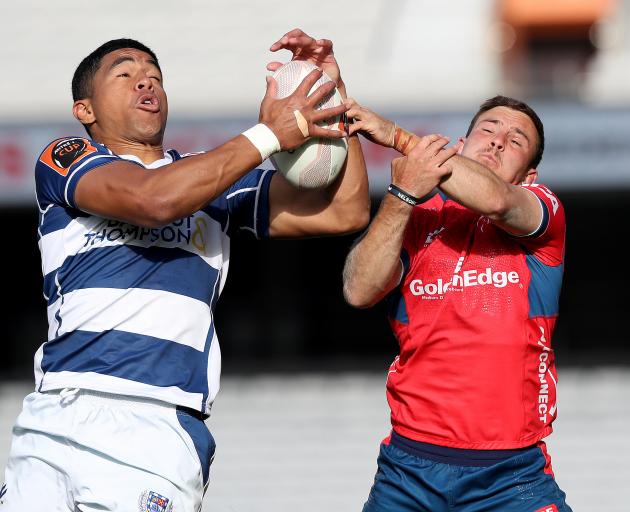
[[305, 80, 336, 107], [266, 61, 283, 72], [426, 136, 450, 155], [287, 35, 316, 47], [263, 75, 278, 102], [316, 39, 333, 52], [345, 105, 364, 120], [348, 122, 362, 136], [283, 28, 307, 40], [292, 68, 324, 100], [416, 134, 444, 150], [345, 99, 363, 118], [434, 145, 459, 166], [269, 29, 306, 51], [274, 33, 316, 53], [310, 102, 349, 124], [269, 35, 289, 52], [349, 119, 376, 137], [309, 125, 346, 139]]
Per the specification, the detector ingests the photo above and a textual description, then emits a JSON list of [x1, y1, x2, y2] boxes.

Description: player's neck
[[93, 134, 166, 165]]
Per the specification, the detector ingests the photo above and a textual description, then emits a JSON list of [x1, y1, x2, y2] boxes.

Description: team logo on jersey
[[534, 505, 558, 512], [535, 326, 557, 423], [409, 267, 521, 298], [424, 226, 445, 246], [138, 490, 173, 512], [39, 137, 98, 176]]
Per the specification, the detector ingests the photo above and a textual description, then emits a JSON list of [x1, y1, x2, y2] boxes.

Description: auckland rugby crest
[[138, 490, 173, 512]]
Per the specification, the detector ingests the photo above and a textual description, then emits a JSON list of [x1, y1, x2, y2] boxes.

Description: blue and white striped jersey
[[34, 136, 275, 414]]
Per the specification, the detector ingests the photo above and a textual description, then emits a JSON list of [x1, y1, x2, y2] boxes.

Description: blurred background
[[0, 0, 628, 510]]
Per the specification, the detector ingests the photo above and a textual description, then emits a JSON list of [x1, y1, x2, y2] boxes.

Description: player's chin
[[133, 121, 166, 144]]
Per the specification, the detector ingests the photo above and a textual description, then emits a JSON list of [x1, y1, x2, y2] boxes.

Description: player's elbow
[[345, 208, 371, 233], [343, 282, 378, 309], [334, 203, 371, 235], [484, 194, 511, 222]]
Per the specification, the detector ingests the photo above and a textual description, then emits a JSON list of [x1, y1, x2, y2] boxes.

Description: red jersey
[[386, 184, 566, 450]]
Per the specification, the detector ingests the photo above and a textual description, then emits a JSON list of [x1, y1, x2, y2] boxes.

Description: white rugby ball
[[269, 60, 348, 189]]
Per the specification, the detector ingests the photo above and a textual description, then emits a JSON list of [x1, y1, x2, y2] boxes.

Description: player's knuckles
[[421, 134, 441, 146]]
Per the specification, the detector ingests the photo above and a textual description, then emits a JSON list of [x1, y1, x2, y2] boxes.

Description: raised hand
[[267, 28, 343, 92], [391, 134, 458, 198], [346, 99, 396, 147], [259, 67, 348, 151]]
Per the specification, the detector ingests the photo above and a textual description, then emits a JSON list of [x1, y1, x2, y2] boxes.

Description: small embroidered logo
[[138, 490, 173, 512], [534, 505, 559, 512]]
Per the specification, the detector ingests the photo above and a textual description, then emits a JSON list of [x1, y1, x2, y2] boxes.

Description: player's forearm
[[343, 194, 412, 308], [437, 155, 513, 218], [139, 135, 263, 225], [76, 134, 265, 228]]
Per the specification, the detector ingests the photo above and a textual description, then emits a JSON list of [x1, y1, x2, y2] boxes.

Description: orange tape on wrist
[[393, 126, 420, 155]]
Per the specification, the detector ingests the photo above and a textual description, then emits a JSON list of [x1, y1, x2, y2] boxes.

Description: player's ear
[[457, 137, 466, 155], [73, 99, 96, 126], [522, 168, 537, 185]]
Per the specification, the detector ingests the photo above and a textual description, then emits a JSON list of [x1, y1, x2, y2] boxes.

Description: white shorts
[[0, 389, 215, 512]]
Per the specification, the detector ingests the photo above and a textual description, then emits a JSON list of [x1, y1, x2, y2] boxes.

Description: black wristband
[[387, 183, 422, 206]]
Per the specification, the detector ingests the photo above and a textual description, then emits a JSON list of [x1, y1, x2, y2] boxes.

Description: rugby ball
[[269, 60, 348, 189]]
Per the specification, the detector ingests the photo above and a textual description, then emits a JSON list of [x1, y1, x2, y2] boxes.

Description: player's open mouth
[[136, 94, 160, 113]]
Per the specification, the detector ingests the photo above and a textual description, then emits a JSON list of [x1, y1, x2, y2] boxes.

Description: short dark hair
[[465, 95, 545, 169], [71, 38, 160, 102]]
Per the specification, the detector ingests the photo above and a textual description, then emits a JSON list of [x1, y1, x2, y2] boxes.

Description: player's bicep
[[268, 172, 335, 237], [74, 160, 154, 225], [491, 186, 544, 237]]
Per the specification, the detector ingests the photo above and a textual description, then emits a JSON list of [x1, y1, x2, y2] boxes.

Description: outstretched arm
[[343, 136, 456, 308], [74, 66, 347, 228], [347, 102, 542, 236], [266, 29, 371, 237], [436, 155, 542, 236]]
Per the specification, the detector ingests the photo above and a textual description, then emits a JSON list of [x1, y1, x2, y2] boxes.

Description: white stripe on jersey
[[253, 169, 271, 240], [39, 210, 227, 277], [206, 328, 222, 408], [226, 186, 259, 199], [53, 287, 211, 351], [46, 297, 61, 341], [37, 203, 54, 239]]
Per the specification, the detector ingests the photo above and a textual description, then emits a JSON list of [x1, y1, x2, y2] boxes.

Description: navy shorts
[[363, 432, 572, 512]]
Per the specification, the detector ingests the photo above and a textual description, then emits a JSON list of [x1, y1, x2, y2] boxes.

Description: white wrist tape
[[242, 124, 281, 161]]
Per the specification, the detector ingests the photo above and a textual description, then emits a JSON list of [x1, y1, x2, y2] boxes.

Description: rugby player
[[0, 29, 369, 511], [343, 96, 572, 511]]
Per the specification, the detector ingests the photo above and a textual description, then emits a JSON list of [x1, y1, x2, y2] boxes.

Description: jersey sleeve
[[224, 168, 276, 239], [35, 137, 123, 209], [515, 183, 565, 265]]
